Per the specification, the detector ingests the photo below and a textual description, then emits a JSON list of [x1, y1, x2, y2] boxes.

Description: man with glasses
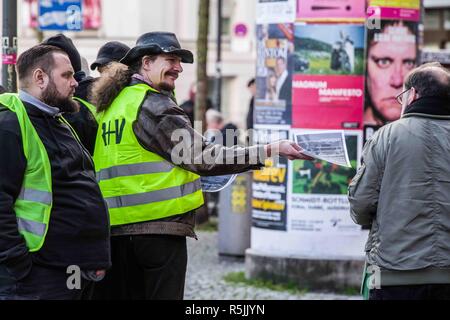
[[349, 62, 450, 300], [395, 87, 412, 105]]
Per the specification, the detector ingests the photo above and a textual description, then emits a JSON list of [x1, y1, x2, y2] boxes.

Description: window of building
[[444, 9, 450, 30], [424, 9, 441, 30]]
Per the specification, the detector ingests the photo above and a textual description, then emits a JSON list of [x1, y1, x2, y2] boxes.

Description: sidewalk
[[185, 231, 361, 300]]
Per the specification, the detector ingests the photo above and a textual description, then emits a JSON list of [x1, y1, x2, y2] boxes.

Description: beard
[[41, 79, 79, 113], [159, 81, 175, 92], [157, 71, 178, 92]]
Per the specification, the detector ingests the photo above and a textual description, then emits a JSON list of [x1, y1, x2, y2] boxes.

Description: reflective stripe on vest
[[105, 179, 202, 209], [0, 93, 53, 252], [17, 217, 46, 237], [18, 187, 52, 205], [93, 83, 204, 226], [96, 161, 174, 182]]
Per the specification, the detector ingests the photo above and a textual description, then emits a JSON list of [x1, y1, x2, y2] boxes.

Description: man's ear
[[409, 87, 418, 104], [32, 68, 49, 90], [141, 56, 154, 71]]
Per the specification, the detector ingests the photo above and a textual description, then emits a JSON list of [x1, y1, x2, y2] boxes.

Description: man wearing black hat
[[90, 41, 130, 75], [89, 31, 311, 300], [42, 34, 98, 155]]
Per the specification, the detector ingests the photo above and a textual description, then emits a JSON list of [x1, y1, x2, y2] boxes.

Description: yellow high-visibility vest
[[0, 93, 53, 252], [93, 83, 204, 226]]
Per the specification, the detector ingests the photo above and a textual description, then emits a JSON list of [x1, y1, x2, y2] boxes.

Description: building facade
[[1, 0, 257, 129]]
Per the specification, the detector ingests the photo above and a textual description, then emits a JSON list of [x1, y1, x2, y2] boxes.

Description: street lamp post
[[2, 0, 18, 92], [215, 0, 222, 112]]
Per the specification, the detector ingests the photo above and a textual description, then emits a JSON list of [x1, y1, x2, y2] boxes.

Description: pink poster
[[25, 0, 39, 28], [367, 0, 421, 22], [83, 0, 102, 30], [297, 0, 366, 20], [292, 75, 364, 129]]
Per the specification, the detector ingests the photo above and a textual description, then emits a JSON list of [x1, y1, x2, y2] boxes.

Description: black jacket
[[65, 76, 99, 155], [0, 100, 110, 282]]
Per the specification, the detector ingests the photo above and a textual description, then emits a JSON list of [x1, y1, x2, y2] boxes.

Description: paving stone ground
[[184, 231, 361, 300]]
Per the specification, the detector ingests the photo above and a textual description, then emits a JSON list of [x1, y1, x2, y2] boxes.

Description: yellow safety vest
[[0, 93, 53, 252], [73, 96, 100, 123], [93, 83, 204, 226]]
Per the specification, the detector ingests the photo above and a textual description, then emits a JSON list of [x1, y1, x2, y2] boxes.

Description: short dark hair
[[128, 55, 158, 74], [368, 20, 416, 47], [404, 62, 450, 100], [16, 44, 65, 82]]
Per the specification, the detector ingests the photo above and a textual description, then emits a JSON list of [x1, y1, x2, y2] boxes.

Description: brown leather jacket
[[112, 79, 265, 238]]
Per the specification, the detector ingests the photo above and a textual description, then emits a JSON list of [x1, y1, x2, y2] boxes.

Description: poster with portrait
[[364, 19, 419, 141], [292, 24, 365, 130], [367, 0, 421, 22], [252, 128, 289, 231], [256, 0, 296, 24], [255, 23, 294, 125], [297, 0, 366, 21], [289, 130, 362, 236]]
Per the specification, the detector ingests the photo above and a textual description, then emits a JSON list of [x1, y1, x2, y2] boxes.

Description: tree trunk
[[195, 0, 210, 133], [195, 0, 210, 225]]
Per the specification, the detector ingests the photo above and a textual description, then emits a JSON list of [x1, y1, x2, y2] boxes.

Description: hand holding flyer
[[294, 131, 352, 167]]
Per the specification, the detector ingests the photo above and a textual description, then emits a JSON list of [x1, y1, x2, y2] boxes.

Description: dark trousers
[[370, 284, 450, 300], [0, 264, 94, 300], [93, 234, 187, 300]]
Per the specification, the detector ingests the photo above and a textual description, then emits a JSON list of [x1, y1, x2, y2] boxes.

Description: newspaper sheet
[[201, 174, 237, 193], [295, 131, 351, 167]]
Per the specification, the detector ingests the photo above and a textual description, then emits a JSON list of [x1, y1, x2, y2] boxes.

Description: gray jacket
[[348, 97, 450, 286]]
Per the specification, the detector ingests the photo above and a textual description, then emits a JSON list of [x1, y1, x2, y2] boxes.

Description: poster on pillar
[[292, 24, 365, 130], [252, 127, 289, 231], [289, 129, 362, 236], [364, 19, 419, 141], [255, 23, 294, 125], [26, 0, 102, 30], [256, 0, 296, 24], [296, 0, 366, 22], [367, 0, 421, 22]]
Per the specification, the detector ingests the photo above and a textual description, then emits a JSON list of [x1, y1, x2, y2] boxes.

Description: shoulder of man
[[367, 120, 399, 145], [363, 120, 410, 166], [141, 91, 188, 119], [0, 104, 21, 136]]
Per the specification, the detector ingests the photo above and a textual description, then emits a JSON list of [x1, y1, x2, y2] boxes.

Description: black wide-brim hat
[[120, 32, 194, 65]]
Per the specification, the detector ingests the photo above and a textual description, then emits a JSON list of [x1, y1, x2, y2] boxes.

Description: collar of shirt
[[132, 74, 155, 89], [19, 90, 61, 117], [276, 70, 288, 96], [131, 74, 176, 99]]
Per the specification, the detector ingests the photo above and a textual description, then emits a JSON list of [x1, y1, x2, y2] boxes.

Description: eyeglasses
[[396, 87, 412, 105]]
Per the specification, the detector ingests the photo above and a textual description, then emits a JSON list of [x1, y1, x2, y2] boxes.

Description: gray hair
[[205, 109, 223, 125], [404, 62, 450, 100]]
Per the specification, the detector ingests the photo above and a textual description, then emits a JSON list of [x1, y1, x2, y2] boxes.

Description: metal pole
[[215, 0, 222, 111], [2, 0, 18, 92]]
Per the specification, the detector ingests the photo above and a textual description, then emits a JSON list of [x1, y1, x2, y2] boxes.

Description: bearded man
[[90, 32, 311, 300], [0, 44, 110, 300]]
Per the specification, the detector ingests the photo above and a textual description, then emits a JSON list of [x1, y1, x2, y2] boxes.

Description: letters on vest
[[101, 118, 126, 146]]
